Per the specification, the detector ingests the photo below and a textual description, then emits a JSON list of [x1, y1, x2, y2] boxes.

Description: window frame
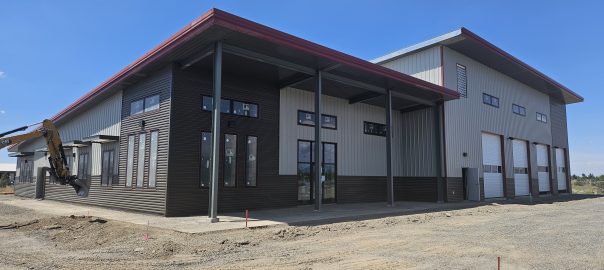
[[148, 130, 159, 188], [125, 135, 135, 187], [130, 94, 161, 116], [297, 110, 337, 129], [536, 112, 548, 123], [363, 121, 387, 137], [101, 149, 116, 187], [482, 93, 500, 108], [512, 103, 527, 116], [136, 133, 146, 188], [77, 152, 90, 181], [201, 95, 259, 119], [245, 135, 258, 187], [200, 131, 212, 188], [223, 133, 237, 188], [144, 94, 160, 113]]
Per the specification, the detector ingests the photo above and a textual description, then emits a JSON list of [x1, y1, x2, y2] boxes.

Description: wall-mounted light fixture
[[462, 152, 468, 157], [507, 137, 514, 140], [140, 120, 146, 128]]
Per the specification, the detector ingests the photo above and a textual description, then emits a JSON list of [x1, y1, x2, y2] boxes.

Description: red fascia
[[460, 28, 583, 102], [51, 8, 459, 123]]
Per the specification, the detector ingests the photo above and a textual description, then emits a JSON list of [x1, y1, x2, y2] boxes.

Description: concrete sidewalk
[[0, 195, 483, 234]]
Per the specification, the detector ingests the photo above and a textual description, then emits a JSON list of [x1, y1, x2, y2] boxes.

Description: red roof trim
[[460, 28, 583, 102], [51, 9, 459, 122]]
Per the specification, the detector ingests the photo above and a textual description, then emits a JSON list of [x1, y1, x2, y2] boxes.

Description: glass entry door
[[297, 140, 337, 204]]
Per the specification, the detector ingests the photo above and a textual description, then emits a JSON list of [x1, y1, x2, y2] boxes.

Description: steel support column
[[208, 41, 222, 223], [386, 89, 394, 206], [434, 103, 444, 203], [314, 70, 323, 211]]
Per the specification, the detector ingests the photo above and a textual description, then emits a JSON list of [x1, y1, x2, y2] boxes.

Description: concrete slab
[[1, 195, 482, 234]]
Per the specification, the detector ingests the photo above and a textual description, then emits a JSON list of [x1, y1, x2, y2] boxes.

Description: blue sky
[[1, 1, 602, 175]]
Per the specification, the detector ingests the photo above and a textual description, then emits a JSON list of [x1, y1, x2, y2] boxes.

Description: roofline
[[372, 27, 584, 103], [49, 8, 458, 123]]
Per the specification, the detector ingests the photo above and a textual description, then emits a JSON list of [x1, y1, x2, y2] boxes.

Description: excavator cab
[[0, 119, 90, 197]]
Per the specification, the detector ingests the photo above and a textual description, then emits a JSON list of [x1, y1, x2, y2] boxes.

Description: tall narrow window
[[126, 135, 135, 187], [136, 133, 146, 188], [101, 150, 115, 187], [224, 134, 237, 187], [456, 64, 467, 98], [246, 136, 258, 187], [200, 132, 212, 188], [148, 131, 159, 188], [78, 153, 89, 181]]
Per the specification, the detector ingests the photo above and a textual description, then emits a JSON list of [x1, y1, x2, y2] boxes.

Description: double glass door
[[297, 141, 336, 204]]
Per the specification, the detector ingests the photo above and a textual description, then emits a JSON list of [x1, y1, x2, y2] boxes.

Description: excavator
[[0, 119, 90, 197]]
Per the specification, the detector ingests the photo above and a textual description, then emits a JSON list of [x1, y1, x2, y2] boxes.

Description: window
[[78, 153, 90, 180], [233, 101, 259, 118], [456, 64, 467, 98], [537, 166, 549, 172], [512, 104, 526, 116], [536, 112, 548, 123], [483, 164, 502, 173], [144, 95, 160, 112], [126, 135, 135, 187], [101, 150, 115, 187], [148, 131, 159, 188], [514, 167, 528, 174], [297, 110, 337, 129], [364, 121, 387, 137], [246, 136, 258, 187], [130, 94, 160, 116], [202, 95, 258, 118], [130, 99, 144, 116], [321, 114, 337, 129], [136, 133, 146, 188], [200, 132, 212, 188], [224, 134, 237, 187], [482, 93, 499, 108]]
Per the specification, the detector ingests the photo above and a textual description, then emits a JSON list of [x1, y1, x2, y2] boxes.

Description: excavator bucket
[[71, 178, 91, 197]]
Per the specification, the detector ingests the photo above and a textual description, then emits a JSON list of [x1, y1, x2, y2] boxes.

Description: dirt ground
[[0, 195, 603, 270]]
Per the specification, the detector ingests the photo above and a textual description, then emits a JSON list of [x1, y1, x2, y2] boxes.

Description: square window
[[144, 95, 160, 112], [221, 99, 231, 114], [202, 96, 213, 111], [130, 99, 144, 116]]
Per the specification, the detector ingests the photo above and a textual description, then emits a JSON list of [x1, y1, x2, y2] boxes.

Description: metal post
[[434, 103, 444, 203], [208, 41, 222, 223], [386, 89, 394, 206], [314, 70, 322, 211]]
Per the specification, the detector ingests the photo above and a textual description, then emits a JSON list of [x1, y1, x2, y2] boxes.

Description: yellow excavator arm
[[0, 120, 90, 197]]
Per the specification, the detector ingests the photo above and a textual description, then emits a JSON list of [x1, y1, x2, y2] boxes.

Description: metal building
[[8, 11, 582, 216]]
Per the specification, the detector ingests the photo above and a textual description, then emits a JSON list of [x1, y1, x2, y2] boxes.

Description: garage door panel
[[536, 144, 550, 192], [556, 148, 567, 191], [513, 140, 530, 196], [482, 133, 504, 198]]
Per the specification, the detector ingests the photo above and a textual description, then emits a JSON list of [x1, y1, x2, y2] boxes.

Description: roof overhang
[[8, 152, 34, 157], [62, 140, 90, 148], [373, 28, 583, 104], [82, 135, 119, 144], [45, 8, 459, 126]]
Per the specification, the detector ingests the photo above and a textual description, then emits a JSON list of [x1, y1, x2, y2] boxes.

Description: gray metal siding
[[380, 46, 442, 85], [17, 91, 122, 153], [442, 47, 553, 181], [550, 100, 569, 148], [279, 87, 405, 177], [400, 107, 437, 177]]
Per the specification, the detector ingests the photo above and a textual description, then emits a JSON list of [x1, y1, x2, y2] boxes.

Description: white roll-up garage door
[[536, 144, 550, 192], [482, 133, 504, 198], [556, 148, 567, 191], [512, 140, 530, 196]]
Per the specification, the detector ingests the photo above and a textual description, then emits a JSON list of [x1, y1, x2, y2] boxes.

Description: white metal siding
[[279, 87, 407, 177], [380, 46, 442, 85], [513, 140, 530, 196], [556, 148, 567, 191], [536, 144, 550, 192], [442, 47, 552, 179], [481, 133, 503, 198]]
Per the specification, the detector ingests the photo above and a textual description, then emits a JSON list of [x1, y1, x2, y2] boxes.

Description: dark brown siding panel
[[166, 67, 290, 217], [446, 177, 463, 202], [336, 176, 437, 203], [41, 66, 172, 215]]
